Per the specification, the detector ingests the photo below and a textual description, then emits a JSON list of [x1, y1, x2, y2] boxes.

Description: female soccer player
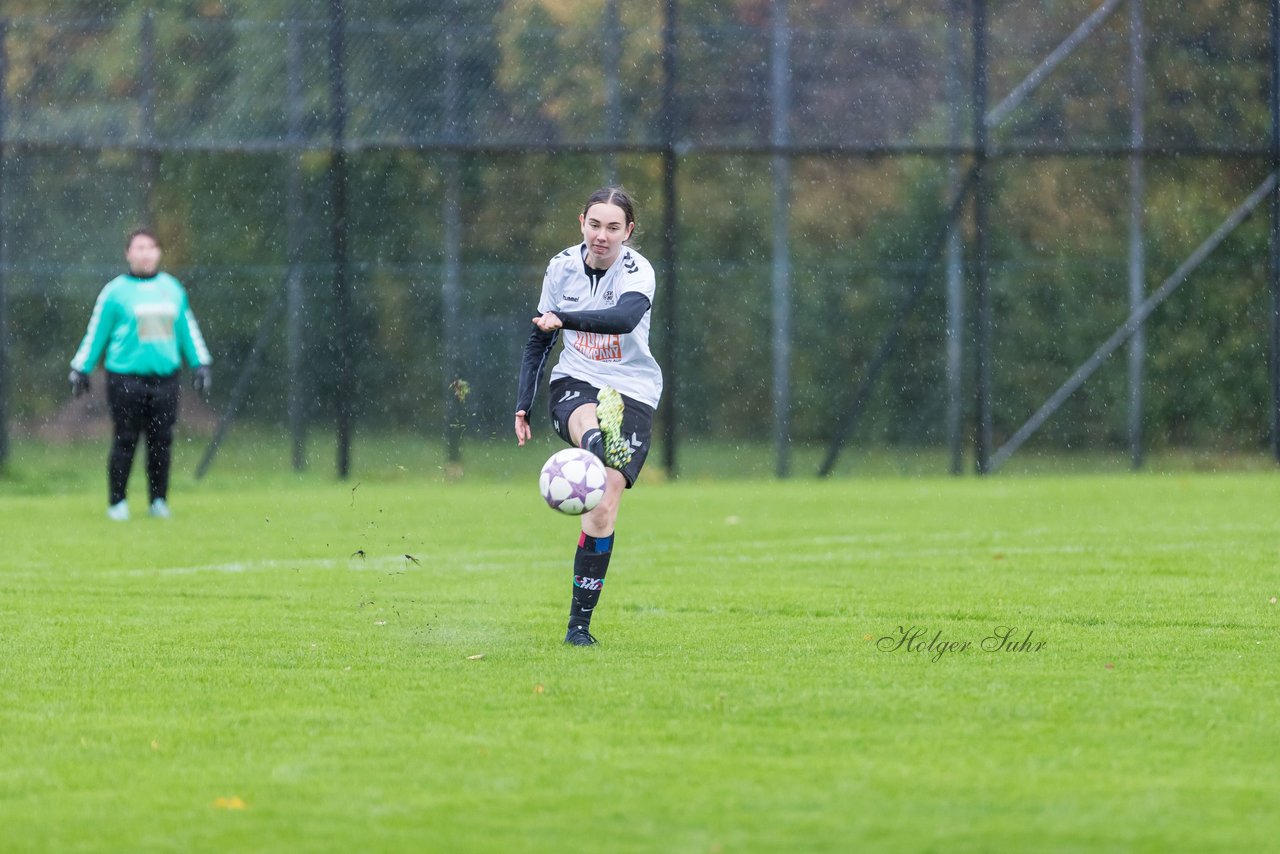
[[514, 187, 663, 646], [69, 228, 212, 521]]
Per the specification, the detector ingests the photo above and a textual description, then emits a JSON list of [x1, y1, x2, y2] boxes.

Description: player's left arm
[[175, 290, 213, 368]]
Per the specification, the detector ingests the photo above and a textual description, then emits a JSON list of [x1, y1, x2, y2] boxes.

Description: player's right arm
[[69, 282, 118, 374], [513, 260, 562, 444], [546, 292, 650, 335], [514, 325, 558, 445]]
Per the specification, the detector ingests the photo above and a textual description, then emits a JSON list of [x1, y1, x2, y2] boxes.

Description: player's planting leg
[[106, 373, 144, 518], [565, 530, 613, 646], [107, 429, 140, 507], [596, 386, 632, 470], [144, 377, 179, 518]]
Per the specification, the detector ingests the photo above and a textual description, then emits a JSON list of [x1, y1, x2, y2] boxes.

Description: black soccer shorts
[[548, 376, 654, 488]]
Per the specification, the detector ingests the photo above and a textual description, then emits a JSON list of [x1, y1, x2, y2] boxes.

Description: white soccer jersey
[[538, 243, 663, 408]]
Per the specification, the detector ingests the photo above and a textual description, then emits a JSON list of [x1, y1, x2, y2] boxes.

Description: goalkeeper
[[68, 228, 213, 521]]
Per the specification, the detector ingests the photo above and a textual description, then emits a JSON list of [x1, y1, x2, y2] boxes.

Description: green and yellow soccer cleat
[[596, 385, 632, 470]]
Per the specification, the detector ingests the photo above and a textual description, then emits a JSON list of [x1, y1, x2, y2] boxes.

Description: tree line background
[[1, 0, 1274, 466]]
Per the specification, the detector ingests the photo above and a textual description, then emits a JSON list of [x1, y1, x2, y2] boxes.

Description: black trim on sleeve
[[515, 324, 559, 416], [553, 292, 651, 335]]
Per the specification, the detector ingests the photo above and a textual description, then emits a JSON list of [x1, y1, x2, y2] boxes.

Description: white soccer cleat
[[106, 501, 130, 521], [149, 498, 172, 519]]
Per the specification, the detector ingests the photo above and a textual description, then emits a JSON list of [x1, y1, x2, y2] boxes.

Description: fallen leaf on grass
[[1104, 663, 1114, 670], [534, 684, 545, 694], [213, 796, 246, 810], [467, 653, 485, 661]]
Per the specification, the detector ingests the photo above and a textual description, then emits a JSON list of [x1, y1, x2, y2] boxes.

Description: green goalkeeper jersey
[[70, 272, 212, 376]]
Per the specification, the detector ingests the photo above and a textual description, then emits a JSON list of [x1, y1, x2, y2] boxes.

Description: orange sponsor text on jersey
[[572, 332, 623, 362]]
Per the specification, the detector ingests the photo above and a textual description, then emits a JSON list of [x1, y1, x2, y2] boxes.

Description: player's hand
[[532, 312, 563, 333], [193, 366, 212, 397], [69, 369, 91, 398], [514, 411, 532, 446]]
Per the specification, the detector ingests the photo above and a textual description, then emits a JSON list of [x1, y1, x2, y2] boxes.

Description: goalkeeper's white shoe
[[106, 501, 130, 522], [149, 498, 171, 519], [596, 386, 632, 470]]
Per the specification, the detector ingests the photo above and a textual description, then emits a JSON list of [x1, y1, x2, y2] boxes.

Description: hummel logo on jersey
[[563, 295, 579, 302], [623, 253, 639, 275], [559, 389, 581, 403], [629, 433, 643, 449]]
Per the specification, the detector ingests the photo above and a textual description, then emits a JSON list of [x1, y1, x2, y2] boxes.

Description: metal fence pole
[[972, 0, 993, 474], [603, 0, 621, 184], [139, 8, 158, 223], [1127, 0, 1146, 469], [328, 0, 353, 478], [285, 10, 307, 471], [945, 0, 966, 475], [661, 0, 679, 478], [1272, 0, 1280, 463], [770, 0, 792, 478], [442, 18, 463, 466], [0, 18, 8, 467]]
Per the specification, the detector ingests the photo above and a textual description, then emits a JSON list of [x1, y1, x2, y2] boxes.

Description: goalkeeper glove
[[69, 369, 91, 397], [193, 366, 212, 396]]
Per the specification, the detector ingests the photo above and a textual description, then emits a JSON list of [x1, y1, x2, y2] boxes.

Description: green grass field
[[2, 436, 1278, 852]]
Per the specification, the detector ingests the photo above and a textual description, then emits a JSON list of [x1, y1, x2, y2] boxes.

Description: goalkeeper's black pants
[[106, 371, 180, 505]]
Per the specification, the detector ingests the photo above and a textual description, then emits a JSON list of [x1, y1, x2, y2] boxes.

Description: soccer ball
[[539, 448, 607, 515]]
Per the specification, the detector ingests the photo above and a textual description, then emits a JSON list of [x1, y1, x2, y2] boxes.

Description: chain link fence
[[1, 1, 1276, 475]]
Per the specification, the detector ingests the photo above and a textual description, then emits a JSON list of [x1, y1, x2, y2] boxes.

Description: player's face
[[580, 203, 634, 268], [126, 235, 162, 277]]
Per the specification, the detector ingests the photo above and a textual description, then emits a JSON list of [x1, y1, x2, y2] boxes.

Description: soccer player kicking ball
[[514, 187, 663, 647]]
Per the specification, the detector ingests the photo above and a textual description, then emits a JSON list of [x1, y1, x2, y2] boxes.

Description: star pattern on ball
[[566, 472, 599, 503], [543, 456, 567, 481]]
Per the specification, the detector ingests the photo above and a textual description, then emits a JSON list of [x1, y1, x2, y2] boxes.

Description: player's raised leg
[[596, 386, 632, 469]]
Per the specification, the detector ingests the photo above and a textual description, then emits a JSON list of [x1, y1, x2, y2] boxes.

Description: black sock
[[579, 428, 605, 465], [569, 531, 614, 631]]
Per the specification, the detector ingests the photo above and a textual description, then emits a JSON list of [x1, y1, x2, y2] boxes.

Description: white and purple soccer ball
[[539, 448, 607, 515]]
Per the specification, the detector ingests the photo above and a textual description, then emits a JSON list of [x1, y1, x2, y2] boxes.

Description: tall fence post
[[285, 9, 307, 471], [139, 7, 158, 224], [442, 16, 463, 467], [603, 0, 622, 184], [328, 0, 353, 478], [1127, 0, 1146, 469], [972, 0, 993, 474], [0, 17, 8, 468], [945, 0, 966, 475], [770, 0, 792, 478], [1271, 0, 1280, 463], [661, 0, 679, 478]]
